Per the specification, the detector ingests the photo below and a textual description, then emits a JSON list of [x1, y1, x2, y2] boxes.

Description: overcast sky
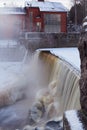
[[0, 0, 74, 9]]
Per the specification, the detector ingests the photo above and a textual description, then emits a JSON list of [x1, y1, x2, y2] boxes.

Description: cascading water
[[0, 44, 81, 130], [39, 52, 81, 118]]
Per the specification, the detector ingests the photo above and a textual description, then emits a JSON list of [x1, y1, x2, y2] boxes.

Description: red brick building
[[25, 0, 68, 33], [0, 0, 68, 39]]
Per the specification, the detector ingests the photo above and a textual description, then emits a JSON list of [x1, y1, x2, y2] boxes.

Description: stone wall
[[19, 32, 80, 52]]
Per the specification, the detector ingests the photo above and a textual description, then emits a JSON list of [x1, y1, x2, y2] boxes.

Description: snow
[[82, 22, 87, 27], [47, 0, 74, 10], [50, 48, 80, 71], [0, 62, 23, 88], [38, 48, 81, 71], [0, 7, 26, 14], [25, 1, 68, 12], [0, 0, 73, 10], [65, 110, 84, 130], [0, 40, 26, 89]]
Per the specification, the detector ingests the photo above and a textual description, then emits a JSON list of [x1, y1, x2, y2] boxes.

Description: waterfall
[[0, 49, 81, 129], [38, 51, 81, 118]]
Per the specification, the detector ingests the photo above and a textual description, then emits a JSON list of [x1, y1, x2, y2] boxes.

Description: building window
[[36, 22, 41, 32], [44, 14, 61, 32]]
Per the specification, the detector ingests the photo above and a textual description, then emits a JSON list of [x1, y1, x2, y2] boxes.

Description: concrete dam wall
[[19, 32, 80, 52]]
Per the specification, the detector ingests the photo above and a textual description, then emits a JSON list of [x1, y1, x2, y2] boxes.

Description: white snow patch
[[65, 110, 84, 130], [83, 22, 87, 27], [37, 48, 80, 71], [50, 48, 80, 71], [25, 1, 68, 12]]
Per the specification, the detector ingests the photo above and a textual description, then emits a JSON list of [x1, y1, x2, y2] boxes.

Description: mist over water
[[0, 42, 51, 127]]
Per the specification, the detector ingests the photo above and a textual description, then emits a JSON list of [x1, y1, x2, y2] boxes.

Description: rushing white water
[[0, 43, 81, 129], [39, 51, 81, 118]]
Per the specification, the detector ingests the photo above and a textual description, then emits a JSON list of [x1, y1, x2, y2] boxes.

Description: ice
[[0, 62, 23, 88], [0, 40, 26, 89]]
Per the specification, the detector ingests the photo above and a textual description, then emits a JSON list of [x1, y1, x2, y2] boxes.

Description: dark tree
[[69, 3, 85, 25]]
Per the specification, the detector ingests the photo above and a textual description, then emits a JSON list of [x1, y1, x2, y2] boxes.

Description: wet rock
[[23, 125, 35, 130], [45, 120, 63, 130], [28, 102, 45, 125], [35, 127, 44, 130], [23, 125, 44, 130], [33, 102, 45, 115]]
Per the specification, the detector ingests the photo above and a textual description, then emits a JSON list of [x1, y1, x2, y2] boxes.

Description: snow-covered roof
[[0, 7, 26, 14], [25, 1, 68, 12]]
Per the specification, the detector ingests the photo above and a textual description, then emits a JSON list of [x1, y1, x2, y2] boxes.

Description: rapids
[[0, 42, 81, 129]]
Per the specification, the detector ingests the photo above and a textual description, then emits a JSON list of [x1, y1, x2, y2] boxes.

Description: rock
[[35, 127, 44, 130], [23, 125, 44, 130], [33, 102, 45, 115], [23, 125, 35, 130], [45, 120, 63, 130], [28, 102, 45, 125]]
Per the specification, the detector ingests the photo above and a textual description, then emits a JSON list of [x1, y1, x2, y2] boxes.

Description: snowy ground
[[50, 48, 80, 71], [0, 40, 26, 89]]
